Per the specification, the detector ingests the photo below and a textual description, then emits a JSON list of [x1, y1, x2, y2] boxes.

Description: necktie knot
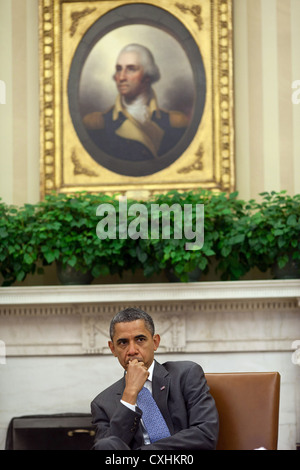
[[137, 386, 170, 443]]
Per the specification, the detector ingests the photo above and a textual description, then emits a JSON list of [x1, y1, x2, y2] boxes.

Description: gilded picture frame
[[39, 0, 234, 198]]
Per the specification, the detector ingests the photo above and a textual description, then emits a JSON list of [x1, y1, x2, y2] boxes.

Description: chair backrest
[[205, 372, 280, 450]]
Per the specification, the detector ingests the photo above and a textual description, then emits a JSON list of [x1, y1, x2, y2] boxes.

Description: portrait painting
[[39, 0, 234, 196]]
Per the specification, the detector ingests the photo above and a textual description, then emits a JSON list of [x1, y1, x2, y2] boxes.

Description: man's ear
[[142, 75, 151, 85], [108, 340, 116, 356], [153, 334, 160, 352]]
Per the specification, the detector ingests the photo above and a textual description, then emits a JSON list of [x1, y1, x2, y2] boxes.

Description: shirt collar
[[112, 89, 161, 121], [147, 360, 155, 382]]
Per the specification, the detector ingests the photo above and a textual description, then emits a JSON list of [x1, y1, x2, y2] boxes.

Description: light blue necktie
[[137, 386, 171, 443]]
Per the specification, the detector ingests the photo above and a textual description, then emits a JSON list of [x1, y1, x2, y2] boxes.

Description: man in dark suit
[[91, 307, 219, 450]]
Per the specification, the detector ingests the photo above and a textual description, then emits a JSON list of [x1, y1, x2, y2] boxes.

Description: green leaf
[[0, 227, 8, 238], [44, 251, 57, 264], [91, 264, 109, 278], [67, 255, 77, 267], [24, 253, 34, 264], [277, 255, 289, 269], [16, 270, 26, 281], [230, 234, 245, 245], [277, 238, 286, 249], [273, 229, 284, 236], [287, 214, 297, 226], [221, 246, 232, 257]]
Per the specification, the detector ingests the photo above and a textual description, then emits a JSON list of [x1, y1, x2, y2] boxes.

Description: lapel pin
[[160, 386, 166, 391]]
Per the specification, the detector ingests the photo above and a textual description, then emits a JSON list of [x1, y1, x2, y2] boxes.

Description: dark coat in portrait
[[83, 93, 188, 162]]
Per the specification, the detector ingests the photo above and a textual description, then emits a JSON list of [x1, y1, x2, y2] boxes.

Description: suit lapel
[[115, 375, 126, 397], [152, 361, 174, 435]]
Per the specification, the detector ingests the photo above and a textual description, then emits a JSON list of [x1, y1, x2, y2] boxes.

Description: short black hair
[[109, 307, 155, 340]]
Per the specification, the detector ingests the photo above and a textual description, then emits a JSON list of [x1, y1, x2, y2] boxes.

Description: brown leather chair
[[205, 372, 280, 450]]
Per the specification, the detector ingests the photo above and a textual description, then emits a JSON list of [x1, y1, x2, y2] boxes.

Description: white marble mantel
[[1, 279, 300, 305], [1, 280, 300, 356]]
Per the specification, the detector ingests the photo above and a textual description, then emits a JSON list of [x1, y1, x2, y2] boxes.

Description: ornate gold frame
[[39, 0, 234, 198]]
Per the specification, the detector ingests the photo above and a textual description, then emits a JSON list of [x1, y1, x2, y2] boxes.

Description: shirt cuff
[[120, 399, 136, 412]]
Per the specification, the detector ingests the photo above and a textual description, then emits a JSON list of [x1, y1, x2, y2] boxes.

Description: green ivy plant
[[215, 197, 253, 280], [216, 191, 300, 279], [1, 190, 299, 286], [247, 191, 300, 276], [139, 189, 246, 282], [32, 192, 140, 280], [0, 200, 39, 285]]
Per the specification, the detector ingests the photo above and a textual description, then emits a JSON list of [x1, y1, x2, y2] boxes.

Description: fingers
[[127, 358, 147, 370], [126, 359, 149, 383], [122, 359, 149, 403], [127, 359, 149, 375]]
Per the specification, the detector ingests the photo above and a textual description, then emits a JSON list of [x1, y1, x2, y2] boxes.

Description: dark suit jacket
[[90, 360, 219, 450]]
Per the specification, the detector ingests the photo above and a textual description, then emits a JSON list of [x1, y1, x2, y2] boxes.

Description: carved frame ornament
[[39, 0, 234, 197]]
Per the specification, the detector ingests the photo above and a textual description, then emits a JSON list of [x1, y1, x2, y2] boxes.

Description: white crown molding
[[0, 279, 300, 307], [1, 280, 299, 356]]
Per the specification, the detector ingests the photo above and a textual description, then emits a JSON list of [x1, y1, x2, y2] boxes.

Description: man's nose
[[127, 341, 138, 355], [118, 68, 127, 80]]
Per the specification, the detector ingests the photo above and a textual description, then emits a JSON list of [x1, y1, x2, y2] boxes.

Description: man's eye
[[127, 66, 139, 72]]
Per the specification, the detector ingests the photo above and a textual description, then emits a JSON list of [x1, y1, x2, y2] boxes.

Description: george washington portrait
[[68, 8, 206, 177]]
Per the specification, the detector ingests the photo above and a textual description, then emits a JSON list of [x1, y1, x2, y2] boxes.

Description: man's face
[[114, 51, 149, 100], [108, 319, 160, 370]]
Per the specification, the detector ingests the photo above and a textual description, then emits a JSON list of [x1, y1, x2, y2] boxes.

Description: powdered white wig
[[116, 43, 161, 84]]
